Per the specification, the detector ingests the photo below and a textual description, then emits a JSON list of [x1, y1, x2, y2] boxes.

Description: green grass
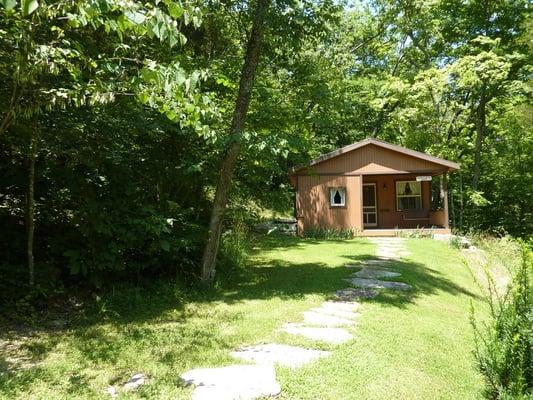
[[0, 235, 486, 399]]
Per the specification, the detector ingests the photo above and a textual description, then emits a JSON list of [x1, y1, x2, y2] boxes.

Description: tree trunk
[[472, 87, 486, 191], [459, 170, 464, 229], [200, 0, 269, 284], [26, 128, 38, 287]]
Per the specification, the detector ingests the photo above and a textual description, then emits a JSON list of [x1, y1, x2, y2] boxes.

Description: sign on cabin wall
[[416, 176, 432, 182]]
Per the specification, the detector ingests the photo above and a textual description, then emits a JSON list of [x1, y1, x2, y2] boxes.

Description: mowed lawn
[[0, 235, 486, 399]]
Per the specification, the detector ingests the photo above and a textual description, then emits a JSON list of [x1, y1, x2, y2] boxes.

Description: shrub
[[305, 227, 360, 239], [471, 243, 533, 399], [395, 226, 434, 239], [218, 219, 251, 272], [449, 235, 464, 249]]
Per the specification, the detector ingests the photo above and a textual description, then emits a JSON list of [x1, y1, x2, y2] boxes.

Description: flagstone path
[[180, 237, 411, 399]]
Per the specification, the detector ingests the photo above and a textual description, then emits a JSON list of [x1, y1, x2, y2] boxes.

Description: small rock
[[123, 373, 147, 391], [106, 386, 118, 399]]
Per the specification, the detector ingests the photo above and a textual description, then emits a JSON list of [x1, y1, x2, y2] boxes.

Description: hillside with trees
[[1, 0, 531, 291]]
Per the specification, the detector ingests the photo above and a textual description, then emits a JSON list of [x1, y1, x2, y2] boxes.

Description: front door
[[363, 183, 378, 227]]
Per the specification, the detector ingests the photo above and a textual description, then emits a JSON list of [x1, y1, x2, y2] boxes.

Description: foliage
[[471, 243, 533, 399], [0, 0, 531, 292], [304, 227, 360, 239], [395, 227, 434, 239], [217, 219, 251, 273]]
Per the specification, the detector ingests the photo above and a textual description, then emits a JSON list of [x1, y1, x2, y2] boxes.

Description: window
[[329, 187, 346, 207], [396, 181, 422, 210]]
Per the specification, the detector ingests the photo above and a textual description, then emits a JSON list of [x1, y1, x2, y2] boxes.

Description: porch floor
[[361, 228, 451, 237]]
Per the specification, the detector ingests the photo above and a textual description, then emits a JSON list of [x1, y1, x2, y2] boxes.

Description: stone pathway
[[340, 236, 412, 295], [231, 344, 330, 368], [181, 364, 281, 400], [353, 267, 401, 279], [180, 236, 411, 399], [345, 277, 412, 290], [282, 323, 354, 344], [368, 237, 409, 259]]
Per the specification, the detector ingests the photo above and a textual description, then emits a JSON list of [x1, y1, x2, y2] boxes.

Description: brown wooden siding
[[304, 144, 447, 175], [296, 175, 362, 233]]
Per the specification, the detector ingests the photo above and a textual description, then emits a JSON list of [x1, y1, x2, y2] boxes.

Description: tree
[[200, 0, 269, 284], [0, 0, 209, 286]]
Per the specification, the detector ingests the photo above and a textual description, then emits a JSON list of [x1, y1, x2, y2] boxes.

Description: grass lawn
[[0, 235, 486, 399]]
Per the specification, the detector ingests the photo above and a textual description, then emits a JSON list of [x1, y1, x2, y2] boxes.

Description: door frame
[[363, 182, 378, 228]]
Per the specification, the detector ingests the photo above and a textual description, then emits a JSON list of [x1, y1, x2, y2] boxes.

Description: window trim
[[329, 186, 346, 208], [395, 180, 422, 211]]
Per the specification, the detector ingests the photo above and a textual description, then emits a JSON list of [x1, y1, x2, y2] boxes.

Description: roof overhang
[[289, 138, 460, 186]]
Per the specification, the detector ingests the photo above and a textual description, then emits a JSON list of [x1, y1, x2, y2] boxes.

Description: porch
[[361, 172, 450, 230]]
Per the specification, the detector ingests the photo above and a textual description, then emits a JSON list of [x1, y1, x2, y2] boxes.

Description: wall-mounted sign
[[416, 176, 432, 182]]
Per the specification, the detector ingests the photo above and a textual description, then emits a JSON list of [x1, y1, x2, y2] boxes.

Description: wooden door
[[363, 183, 378, 227]]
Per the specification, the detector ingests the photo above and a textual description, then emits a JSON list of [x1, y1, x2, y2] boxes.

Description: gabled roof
[[291, 138, 460, 174]]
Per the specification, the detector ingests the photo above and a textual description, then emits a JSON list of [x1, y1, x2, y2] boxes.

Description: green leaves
[[137, 61, 216, 136], [21, 0, 38, 16], [0, 0, 16, 11], [0, 0, 38, 15]]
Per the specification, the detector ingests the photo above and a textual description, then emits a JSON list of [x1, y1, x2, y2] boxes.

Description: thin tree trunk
[[26, 128, 38, 287], [459, 169, 464, 229], [472, 87, 486, 191], [200, 0, 269, 284]]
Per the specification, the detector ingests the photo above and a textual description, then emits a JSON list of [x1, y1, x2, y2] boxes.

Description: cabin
[[289, 138, 459, 236]]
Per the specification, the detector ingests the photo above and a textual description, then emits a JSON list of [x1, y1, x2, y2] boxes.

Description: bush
[[305, 227, 360, 239], [218, 219, 251, 272], [395, 227, 434, 239], [471, 243, 533, 399]]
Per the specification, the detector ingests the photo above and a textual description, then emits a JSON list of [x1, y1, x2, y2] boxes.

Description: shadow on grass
[[340, 254, 481, 308], [214, 255, 480, 310], [249, 233, 370, 253], [0, 234, 479, 389]]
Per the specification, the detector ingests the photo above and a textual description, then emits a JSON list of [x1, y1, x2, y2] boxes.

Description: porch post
[[443, 171, 449, 229]]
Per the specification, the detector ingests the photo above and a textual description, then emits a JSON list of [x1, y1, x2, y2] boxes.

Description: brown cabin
[[289, 138, 460, 236]]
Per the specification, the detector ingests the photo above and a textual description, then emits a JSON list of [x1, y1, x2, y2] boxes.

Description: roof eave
[[291, 138, 460, 174]]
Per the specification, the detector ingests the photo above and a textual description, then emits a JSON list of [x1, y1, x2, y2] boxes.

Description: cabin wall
[[296, 175, 362, 234], [308, 144, 446, 175]]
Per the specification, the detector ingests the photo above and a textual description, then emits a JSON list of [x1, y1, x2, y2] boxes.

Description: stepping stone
[[181, 364, 281, 400], [230, 344, 330, 368], [346, 277, 412, 291], [320, 301, 360, 313], [303, 311, 356, 327], [335, 287, 378, 300], [282, 323, 353, 344], [123, 373, 147, 391], [376, 252, 402, 259], [346, 259, 395, 268], [310, 307, 360, 320], [345, 263, 362, 268], [362, 259, 393, 264], [353, 268, 401, 279]]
